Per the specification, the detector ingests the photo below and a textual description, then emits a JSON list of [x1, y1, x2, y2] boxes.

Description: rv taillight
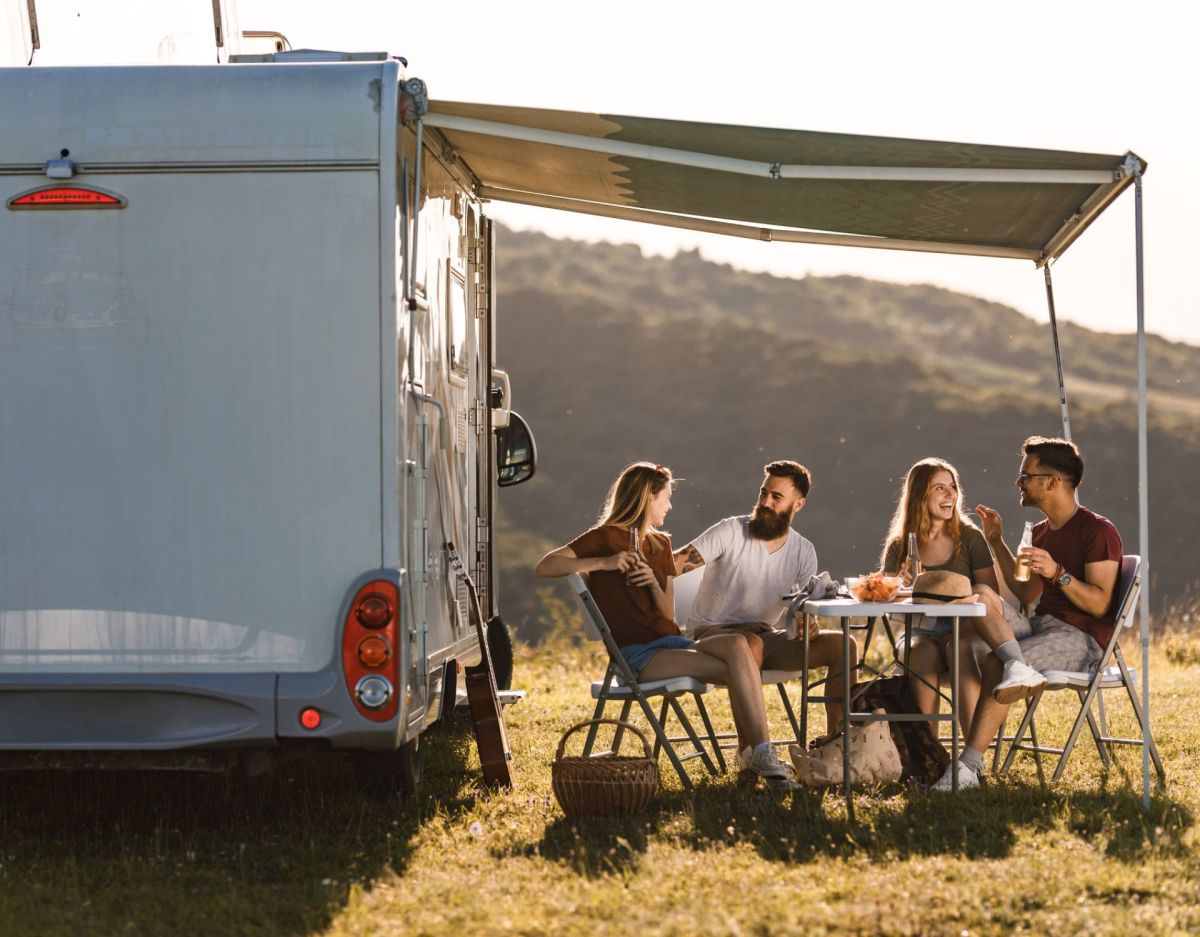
[[7, 186, 126, 209], [299, 708, 322, 730], [342, 579, 400, 722], [357, 635, 391, 668], [356, 593, 392, 628]]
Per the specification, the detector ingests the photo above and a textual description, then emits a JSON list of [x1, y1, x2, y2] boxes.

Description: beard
[[747, 504, 792, 540]]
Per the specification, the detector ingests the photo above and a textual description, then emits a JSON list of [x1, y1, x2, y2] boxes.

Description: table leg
[[799, 614, 811, 749], [843, 616, 853, 821], [951, 615, 960, 792]]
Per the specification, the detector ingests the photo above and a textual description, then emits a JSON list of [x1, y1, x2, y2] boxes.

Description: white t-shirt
[[685, 516, 818, 632]]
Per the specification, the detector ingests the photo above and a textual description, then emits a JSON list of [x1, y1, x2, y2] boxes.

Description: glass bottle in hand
[[1013, 522, 1035, 582]]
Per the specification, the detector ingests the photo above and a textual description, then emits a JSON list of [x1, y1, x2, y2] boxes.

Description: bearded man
[[673, 460, 855, 739]]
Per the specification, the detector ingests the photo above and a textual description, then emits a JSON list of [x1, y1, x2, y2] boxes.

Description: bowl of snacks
[[847, 572, 904, 603]]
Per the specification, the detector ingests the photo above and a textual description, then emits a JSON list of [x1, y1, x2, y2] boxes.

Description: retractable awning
[[424, 101, 1143, 264]]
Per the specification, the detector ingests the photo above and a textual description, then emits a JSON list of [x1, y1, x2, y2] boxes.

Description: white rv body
[[0, 56, 516, 768]]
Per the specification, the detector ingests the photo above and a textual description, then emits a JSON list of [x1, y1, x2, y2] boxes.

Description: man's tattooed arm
[[673, 544, 706, 576]]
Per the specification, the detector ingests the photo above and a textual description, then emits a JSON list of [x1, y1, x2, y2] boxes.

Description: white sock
[[960, 746, 985, 775]]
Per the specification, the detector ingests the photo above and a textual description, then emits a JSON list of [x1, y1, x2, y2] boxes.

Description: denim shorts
[[620, 635, 694, 677]]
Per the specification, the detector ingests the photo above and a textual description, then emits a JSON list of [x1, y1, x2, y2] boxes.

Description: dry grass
[[1, 634, 1197, 936]]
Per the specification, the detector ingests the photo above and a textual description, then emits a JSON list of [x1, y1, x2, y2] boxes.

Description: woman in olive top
[[881, 458, 1022, 740], [535, 461, 797, 791]]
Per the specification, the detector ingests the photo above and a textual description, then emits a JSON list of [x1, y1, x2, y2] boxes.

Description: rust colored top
[[569, 525, 678, 647]]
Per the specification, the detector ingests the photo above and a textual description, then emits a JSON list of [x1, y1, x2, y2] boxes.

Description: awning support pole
[[1043, 266, 1072, 441], [1134, 166, 1152, 813]]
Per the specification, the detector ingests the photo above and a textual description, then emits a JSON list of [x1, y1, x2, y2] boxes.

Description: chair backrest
[[1112, 554, 1142, 632], [567, 572, 640, 685], [673, 567, 705, 632], [567, 572, 603, 641]]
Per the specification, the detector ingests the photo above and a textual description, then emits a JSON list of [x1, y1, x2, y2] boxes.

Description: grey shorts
[[1018, 614, 1103, 674]]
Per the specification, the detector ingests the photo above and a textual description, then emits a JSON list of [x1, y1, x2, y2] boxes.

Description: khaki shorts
[[694, 622, 811, 672]]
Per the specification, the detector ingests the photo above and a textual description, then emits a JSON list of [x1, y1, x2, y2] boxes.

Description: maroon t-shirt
[[568, 526, 678, 648], [1032, 506, 1123, 647]]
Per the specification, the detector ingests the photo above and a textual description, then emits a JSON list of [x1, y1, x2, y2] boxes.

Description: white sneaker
[[931, 759, 982, 792], [993, 659, 1048, 704], [741, 743, 800, 792]]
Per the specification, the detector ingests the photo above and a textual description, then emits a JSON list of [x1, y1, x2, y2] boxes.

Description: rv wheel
[[351, 735, 422, 798], [487, 616, 514, 691]]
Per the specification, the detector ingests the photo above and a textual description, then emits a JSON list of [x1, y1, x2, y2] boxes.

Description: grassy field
[[1, 634, 1197, 937]]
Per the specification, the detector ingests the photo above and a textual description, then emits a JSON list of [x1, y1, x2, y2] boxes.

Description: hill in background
[[492, 227, 1199, 641]]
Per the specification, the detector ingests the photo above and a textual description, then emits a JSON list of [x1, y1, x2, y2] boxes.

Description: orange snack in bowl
[[849, 571, 902, 602]]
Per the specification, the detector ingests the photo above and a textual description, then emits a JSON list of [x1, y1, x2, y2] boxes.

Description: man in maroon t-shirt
[[933, 436, 1123, 792]]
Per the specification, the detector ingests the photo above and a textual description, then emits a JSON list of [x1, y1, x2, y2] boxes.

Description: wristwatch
[[1054, 569, 1073, 587]]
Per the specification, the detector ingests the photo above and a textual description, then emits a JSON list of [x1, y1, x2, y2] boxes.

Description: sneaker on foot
[[742, 743, 800, 792], [993, 659, 1047, 704], [931, 759, 982, 792]]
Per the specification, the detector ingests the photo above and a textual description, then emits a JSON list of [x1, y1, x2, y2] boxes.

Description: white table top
[[802, 596, 987, 617]]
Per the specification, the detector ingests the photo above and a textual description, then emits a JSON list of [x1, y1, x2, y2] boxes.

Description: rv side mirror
[[496, 411, 537, 488]]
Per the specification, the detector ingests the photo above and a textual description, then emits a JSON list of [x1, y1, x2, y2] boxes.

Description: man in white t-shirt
[[673, 460, 856, 740]]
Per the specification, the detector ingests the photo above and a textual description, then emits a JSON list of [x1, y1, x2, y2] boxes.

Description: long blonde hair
[[598, 462, 674, 554], [880, 458, 973, 568]]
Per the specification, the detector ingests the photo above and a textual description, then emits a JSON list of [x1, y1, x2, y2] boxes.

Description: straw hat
[[911, 570, 977, 604]]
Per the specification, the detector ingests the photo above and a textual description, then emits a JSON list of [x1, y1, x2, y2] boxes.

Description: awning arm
[[427, 112, 1119, 186], [479, 184, 1043, 261], [1039, 152, 1144, 264], [1043, 265, 1073, 441]]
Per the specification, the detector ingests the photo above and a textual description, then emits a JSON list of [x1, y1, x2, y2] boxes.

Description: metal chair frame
[[568, 572, 725, 790], [998, 554, 1166, 785]]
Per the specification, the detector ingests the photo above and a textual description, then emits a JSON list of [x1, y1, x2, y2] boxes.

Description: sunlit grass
[[1, 635, 1197, 936]]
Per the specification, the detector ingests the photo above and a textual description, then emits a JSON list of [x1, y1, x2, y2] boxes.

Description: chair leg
[[691, 691, 727, 772], [776, 683, 802, 746], [612, 700, 634, 755], [666, 696, 719, 775], [999, 691, 1040, 776], [991, 712, 1007, 775], [652, 697, 670, 760], [1029, 716, 1047, 787], [583, 670, 617, 756], [1051, 677, 1106, 783], [627, 691, 692, 790], [1078, 688, 1112, 769]]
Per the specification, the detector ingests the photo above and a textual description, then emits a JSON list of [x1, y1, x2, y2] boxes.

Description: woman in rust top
[[535, 462, 797, 790]]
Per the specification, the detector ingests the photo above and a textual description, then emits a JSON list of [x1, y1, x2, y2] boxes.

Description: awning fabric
[[424, 101, 1144, 263]]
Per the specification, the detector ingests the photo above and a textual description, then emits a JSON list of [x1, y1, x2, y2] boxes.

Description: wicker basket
[[551, 718, 659, 817]]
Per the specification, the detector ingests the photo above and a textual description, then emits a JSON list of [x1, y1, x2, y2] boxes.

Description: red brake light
[[7, 186, 126, 209], [356, 593, 393, 628], [299, 708, 322, 730]]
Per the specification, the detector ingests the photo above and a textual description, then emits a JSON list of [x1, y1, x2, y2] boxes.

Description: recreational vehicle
[[1, 3, 533, 791]]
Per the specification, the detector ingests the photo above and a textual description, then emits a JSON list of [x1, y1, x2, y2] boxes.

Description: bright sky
[[17, 0, 1198, 344], [237, 0, 1198, 345]]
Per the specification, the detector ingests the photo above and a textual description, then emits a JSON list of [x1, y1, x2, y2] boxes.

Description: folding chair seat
[[568, 573, 724, 790], [673, 567, 805, 748], [998, 554, 1166, 785]]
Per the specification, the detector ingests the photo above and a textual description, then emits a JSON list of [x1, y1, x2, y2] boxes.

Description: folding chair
[[998, 554, 1166, 784], [567, 572, 724, 790], [673, 567, 805, 747]]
